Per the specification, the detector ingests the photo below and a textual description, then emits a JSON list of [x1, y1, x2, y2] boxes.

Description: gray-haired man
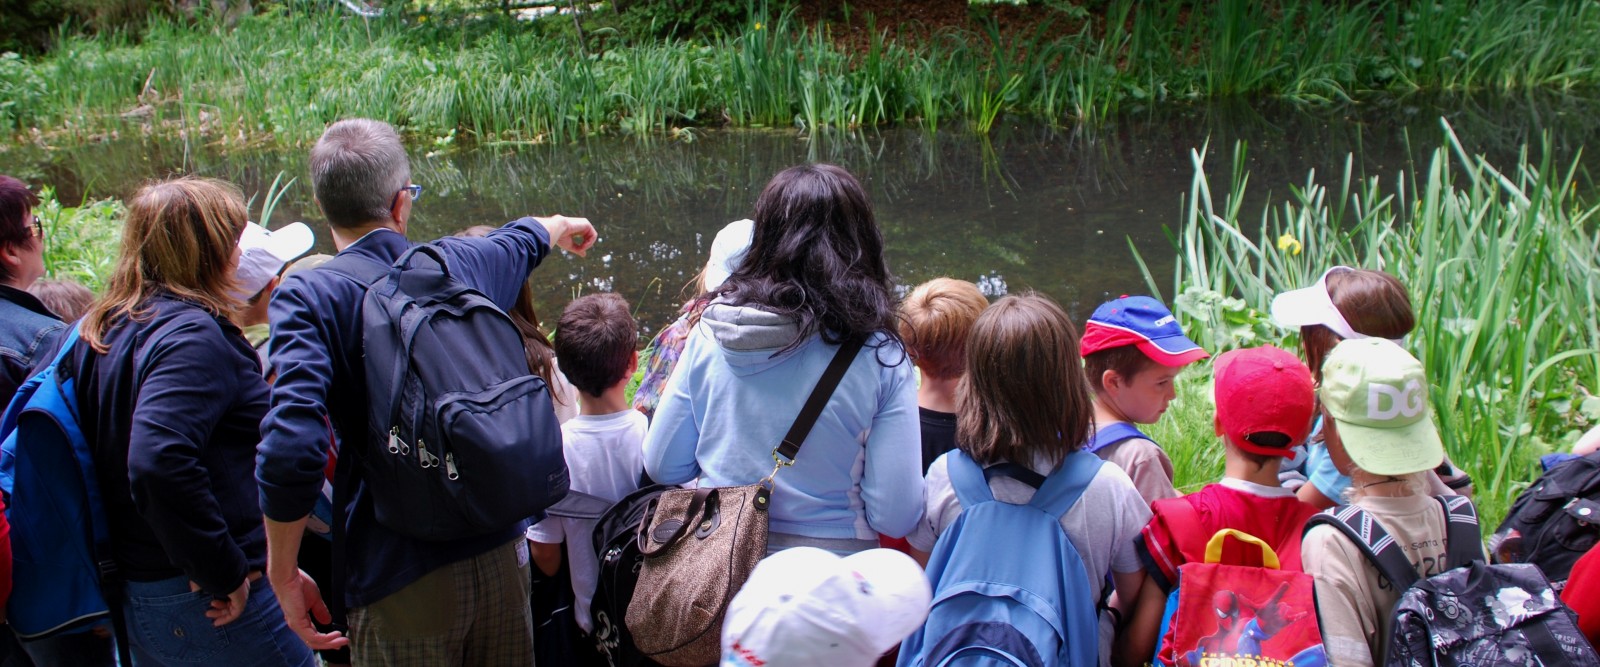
[[257, 118, 597, 665]]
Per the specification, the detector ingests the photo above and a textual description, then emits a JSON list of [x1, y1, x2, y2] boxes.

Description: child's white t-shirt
[[908, 451, 1152, 601], [526, 408, 649, 633]]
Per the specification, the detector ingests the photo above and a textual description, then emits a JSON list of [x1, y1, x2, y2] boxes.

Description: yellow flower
[[1277, 233, 1303, 256], [754, 22, 764, 31]]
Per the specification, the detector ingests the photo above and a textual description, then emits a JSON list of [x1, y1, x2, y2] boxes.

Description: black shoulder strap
[[1438, 495, 1485, 568], [983, 462, 1047, 489], [1306, 505, 1420, 591], [774, 337, 867, 462], [320, 252, 388, 286]]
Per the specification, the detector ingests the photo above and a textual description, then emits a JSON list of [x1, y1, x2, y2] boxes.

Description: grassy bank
[[5, 0, 1600, 146], [1139, 121, 1600, 528]]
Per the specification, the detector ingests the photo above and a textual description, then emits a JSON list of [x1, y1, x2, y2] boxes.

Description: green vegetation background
[[6, 0, 1600, 145]]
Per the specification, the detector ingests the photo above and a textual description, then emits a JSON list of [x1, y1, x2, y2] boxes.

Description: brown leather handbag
[[625, 337, 865, 666]]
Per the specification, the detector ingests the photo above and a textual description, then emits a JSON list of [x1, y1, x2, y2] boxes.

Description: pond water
[[11, 93, 1600, 335]]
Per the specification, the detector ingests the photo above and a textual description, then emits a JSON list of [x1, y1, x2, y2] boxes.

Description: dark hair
[[1084, 345, 1162, 393], [0, 175, 41, 283], [958, 293, 1097, 468], [708, 164, 897, 352], [555, 293, 638, 397], [1301, 269, 1415, 382]]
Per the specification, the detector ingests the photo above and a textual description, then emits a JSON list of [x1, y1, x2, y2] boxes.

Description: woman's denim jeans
[[122, 576, 315, 667]]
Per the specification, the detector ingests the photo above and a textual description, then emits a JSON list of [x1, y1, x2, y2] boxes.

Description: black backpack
[[323, 246, 568, 541], [1490, 451, 1600, 588], [1308, 496, 1600, 667], [546, 483, 676, 667]]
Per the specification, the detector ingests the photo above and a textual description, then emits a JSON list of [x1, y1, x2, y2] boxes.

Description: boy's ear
[[1214, 414, 1224, 437], [1101, 369, 1123, 393], [628, 349, 640, 375]]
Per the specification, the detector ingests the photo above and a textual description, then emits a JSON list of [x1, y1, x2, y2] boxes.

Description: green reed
[[5, 0, 1600, 146], [1135, 121, 1600, 527]]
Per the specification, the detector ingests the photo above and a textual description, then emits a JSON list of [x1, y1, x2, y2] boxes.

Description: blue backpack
[[898, 450, 1105, 667], [1085, 422, 1150, 454], [0, 325, 128, 656]]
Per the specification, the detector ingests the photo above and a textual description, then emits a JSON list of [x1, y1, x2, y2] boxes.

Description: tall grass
[[1135, 120, 1600, 527], [37, 189, 124, 292], [5, 0, 1600, 145]]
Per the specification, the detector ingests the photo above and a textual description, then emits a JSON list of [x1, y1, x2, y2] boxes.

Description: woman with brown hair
[[1271, 266, 1473, 508], [68, 177, 315, 666], [0, 175, 62, 409]]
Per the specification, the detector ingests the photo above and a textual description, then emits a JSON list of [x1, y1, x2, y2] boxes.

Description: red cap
[[1213, 346, 1315, 458]]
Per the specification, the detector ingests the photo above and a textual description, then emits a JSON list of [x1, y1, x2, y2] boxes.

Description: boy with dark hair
[[897, 278, 988, 473], [528, 292, 647, 642], [1118, 345, 1321, 666], [1080, 295, 1209, 504]]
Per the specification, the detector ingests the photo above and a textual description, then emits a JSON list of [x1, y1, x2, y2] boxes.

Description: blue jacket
[[642, 303, 924, 542], [0, 284, 64, 410], [257, 221, 553, 607], [70, 293, 268, 598]]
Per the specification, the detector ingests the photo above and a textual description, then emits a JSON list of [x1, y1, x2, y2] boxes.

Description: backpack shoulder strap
[[946, 450, 997, 508], [0, 324, 81, 436], [1438, 495, 1485, 568], [1305, 504, 1420, 591], [319, 252, 389, 286], [1028, 450, 1105, 517], [1086, 422, 1152, 454]]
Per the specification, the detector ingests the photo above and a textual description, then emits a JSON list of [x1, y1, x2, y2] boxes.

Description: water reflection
[[11, 92, 1600, 333]]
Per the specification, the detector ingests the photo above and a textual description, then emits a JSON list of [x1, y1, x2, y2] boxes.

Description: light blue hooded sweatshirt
[[641, 303, 925, 545]]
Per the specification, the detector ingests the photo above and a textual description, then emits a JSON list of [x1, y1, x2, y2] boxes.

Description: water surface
[[12, 93, 1600, 335]]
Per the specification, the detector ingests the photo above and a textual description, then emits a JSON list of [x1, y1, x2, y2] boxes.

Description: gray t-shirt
[[908, 451, 1153, 602]]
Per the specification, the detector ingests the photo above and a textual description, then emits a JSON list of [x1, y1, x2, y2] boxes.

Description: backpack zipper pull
[[445, 453, 459, 481], [388, 426, 402, 454], [418, 439, 437, 468]]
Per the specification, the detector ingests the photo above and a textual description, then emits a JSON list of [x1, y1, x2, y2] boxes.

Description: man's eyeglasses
[[390, 184, 424, 214], [30, 215, 42, 240]]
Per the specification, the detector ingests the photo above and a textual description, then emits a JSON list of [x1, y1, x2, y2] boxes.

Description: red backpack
[[1153, 529, 1327, 667]]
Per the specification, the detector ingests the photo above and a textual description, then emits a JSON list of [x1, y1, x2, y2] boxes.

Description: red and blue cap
[[1080, 295, 1209, 367]]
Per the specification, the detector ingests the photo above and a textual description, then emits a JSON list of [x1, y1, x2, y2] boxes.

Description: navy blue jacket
[[71, 293, 269, 598], [0, 284, 64, 410], [257, 220, 553, 607]]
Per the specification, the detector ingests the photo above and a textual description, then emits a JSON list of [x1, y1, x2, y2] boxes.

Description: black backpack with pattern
[[1308, 496, 1600, 667], [547, 483, 675, 667]]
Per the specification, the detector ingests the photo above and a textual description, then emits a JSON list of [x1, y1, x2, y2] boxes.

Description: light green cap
[[1318, 338, 1445, 476]]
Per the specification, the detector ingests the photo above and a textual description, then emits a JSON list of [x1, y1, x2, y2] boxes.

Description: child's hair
[[28, 278, 95, 322], [554, 293, 638, 397], [1302, 269, 1414, 382], [897, 278, 988, 380], [957, 292, 1096, 467], [1084, 346, 1162, 393]]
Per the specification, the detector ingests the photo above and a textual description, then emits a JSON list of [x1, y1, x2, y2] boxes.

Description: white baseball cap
[[1270, 266, 1371, 341], [233, 221, 314, 300], [703, 218, 754, 292], [721, 547, 932, 667]]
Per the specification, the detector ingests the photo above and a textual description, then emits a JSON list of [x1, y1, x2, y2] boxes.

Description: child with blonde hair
[[897, 278, 988, 472]]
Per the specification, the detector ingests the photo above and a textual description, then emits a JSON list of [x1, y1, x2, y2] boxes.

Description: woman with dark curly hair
[[642, 163, 923, 556]]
